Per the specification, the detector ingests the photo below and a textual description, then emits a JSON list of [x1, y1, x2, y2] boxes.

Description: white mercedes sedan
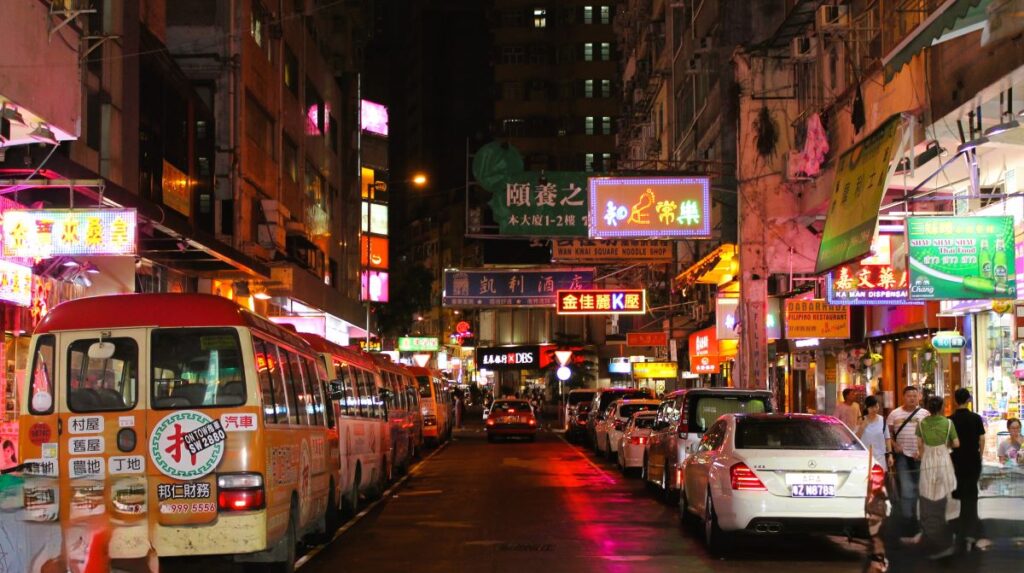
[[680, 413, 884, 554]]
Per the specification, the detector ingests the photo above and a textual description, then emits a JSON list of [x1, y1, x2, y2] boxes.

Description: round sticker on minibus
[[149, 410, 226, 480]]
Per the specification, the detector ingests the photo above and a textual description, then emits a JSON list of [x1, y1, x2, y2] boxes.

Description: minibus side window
[[150, 328, 245, 409], [355, 369, 372, 418], [68, 338, 138, 412], [267, 345, 296, 424], [29, 335, 56, 415], [253, 338, 277, 424], [321, 378, 335, 429], [302, 356, 323, 426], [278, 347, 308, 425]]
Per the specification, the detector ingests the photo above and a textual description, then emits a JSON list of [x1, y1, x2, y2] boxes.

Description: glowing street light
[[411, 173, 428, 187]]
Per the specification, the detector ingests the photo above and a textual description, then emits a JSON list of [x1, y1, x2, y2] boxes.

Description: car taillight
[[217, 473, 265, 511], [528, 418, 536, 426], [486, 418, 495, 426], [630, 436, 647, 445], [424, 415, 437, 426], [730, 463, 767, 491], [870, 463, 886, 493], [677, 401, 689, 438]]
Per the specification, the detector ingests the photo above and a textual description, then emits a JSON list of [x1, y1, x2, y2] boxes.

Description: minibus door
[[58, 329, 149, 559]]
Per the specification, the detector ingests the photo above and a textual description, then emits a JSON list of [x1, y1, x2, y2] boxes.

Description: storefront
[[688, 325, 734, 387]]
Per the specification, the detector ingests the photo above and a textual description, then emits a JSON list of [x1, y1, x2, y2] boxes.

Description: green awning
[[883, 0, 989, 82]]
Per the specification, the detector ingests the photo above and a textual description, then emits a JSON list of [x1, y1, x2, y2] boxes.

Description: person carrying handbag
[[909, 395, 960, 559]]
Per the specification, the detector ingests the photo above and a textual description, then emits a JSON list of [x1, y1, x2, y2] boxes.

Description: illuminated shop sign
[[360, 235, 389, 269], [476, 345, 541, 370], [632, 362, 678, 379], [588, 177, 711, 239], [906, 216, 1017, 300], [784, 299, 851, 339], [931, 331, 967, 354], [716, 297, 782, 340], [360, 270, 389, 302], [2, 209, 137, 257], [826, 234, 919, 306], [688, 326, 720, 374], [0, 260, 33, 307], [551, 239, 673, 263], [361, 100, 389, 136], [397, 337, 440, 352], [443, 268, 594, 307], [556, 289, 646, 315], [361, 202, 388, 235], [626, 332, 667, 347]]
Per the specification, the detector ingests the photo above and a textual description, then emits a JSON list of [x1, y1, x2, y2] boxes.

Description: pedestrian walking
[[910, 395, 959, 558], [856, 396, 890, 468], [948, 388, 990, 552], [836, 388, 862, 429], [886, 386, 928, 537]]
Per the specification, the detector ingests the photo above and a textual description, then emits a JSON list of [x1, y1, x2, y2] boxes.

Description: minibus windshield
[[151, 328, 246, 409]]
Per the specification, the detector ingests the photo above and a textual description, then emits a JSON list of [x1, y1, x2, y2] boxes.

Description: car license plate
[[790, 484, 835, 497]]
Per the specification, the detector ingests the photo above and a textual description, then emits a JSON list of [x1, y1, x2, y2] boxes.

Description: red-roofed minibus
[[299, 334, 394, 514], [406, 366, 453, 446], [19, 294, 340, 572], [369, 353, 423, 470]]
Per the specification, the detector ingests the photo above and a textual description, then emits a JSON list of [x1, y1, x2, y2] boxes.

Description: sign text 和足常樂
[[588, 177, 711, 239]]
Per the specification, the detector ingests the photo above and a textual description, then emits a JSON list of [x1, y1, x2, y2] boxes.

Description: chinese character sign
[[491, 172, 590, 237], [2, 208, 137, 257], [551, 239, 673, 263], [556, 289, 646, 315], [397, 337, 440, 352], [906, 216, 1018, 300], [588, 177, 711, 239], [0, 259, 33, 307], [443, 268, 594, 307]]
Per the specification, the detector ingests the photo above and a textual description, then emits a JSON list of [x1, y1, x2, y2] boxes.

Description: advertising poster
[[906, 216, 1017, 300]]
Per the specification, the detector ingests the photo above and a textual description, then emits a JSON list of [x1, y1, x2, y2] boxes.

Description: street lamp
[[411, 172, 428, 187]]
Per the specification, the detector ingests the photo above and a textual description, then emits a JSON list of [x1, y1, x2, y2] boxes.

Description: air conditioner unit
[[817, 3, 849, 32], [790, 35, 817, 60], [695, 36, 713, 53]]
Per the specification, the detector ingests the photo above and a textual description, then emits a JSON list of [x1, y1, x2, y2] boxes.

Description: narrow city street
[[294, 413, 1023, 573]]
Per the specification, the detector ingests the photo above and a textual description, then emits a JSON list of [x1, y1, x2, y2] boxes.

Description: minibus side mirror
[[327, 380, 345, 400], [88, 341, 116, 360]]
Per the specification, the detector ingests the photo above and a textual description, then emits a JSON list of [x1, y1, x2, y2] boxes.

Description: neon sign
[[588, 177, 711, 239], [556, 289, 646, 315], [0, 260, 33, 307], [361, 270, 389, 302], [2, 208, 137, 258], [361, 100, 389, 136], [360, 235, 389, 269]]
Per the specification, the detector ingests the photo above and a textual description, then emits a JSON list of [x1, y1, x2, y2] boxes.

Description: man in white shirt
[[835, 388, 861, 429], [886, 386, 929, 538]]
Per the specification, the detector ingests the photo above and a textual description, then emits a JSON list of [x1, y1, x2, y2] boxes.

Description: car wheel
[[487, 433, 495, 443], [605, 437, 614, 460], [679, 487, 699, 531], [704, 490, 728, 556]]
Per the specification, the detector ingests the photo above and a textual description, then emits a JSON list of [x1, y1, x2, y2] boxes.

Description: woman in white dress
[[856, 395, 891, 467]]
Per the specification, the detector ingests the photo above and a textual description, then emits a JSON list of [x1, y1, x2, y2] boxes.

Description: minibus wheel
[[268, 502, 297, 573], [342, 465, 360, 517]]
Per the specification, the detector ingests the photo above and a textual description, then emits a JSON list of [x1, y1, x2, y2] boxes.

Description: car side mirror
[[327, 380, 345, 400], [88, 341, 116, 360]]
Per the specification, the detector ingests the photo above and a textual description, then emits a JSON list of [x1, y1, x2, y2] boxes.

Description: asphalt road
[[299, 423, 872, 573]]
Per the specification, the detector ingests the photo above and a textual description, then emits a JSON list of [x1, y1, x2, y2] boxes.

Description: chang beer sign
[[906, 216, 1017, 300], [931, 331, 966, 354]]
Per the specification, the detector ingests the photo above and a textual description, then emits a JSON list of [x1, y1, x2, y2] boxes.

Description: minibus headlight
[[117, 428, 137, 452]]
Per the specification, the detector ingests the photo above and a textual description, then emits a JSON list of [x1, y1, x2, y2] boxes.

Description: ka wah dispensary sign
[[556, 289, 646, 315], [588, 177, 711, 239], [2, 208, 137, 258]]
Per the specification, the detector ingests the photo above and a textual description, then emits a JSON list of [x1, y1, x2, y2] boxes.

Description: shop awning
[[675, 243, 737, 291], [883, 0, 989, 81]]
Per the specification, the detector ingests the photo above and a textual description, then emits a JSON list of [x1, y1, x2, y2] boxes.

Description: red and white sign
[[220, 413, 257, 432], [626, 332, 668, 347], [688, 326, 720, 374]]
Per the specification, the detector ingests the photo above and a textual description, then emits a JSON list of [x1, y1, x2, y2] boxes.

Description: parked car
[[595, 399, 661, 459], [645, 388, 773, 499], [485, 399, 538, 442], [564, 389, 597, 434], [586, 387, 655, 448], [566, 401, 593, 442], [617, 411, 659, 475], [680, 413, 883, 554]]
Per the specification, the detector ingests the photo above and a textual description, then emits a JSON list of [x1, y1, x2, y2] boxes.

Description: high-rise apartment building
[[493, 1, 620, 172]]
